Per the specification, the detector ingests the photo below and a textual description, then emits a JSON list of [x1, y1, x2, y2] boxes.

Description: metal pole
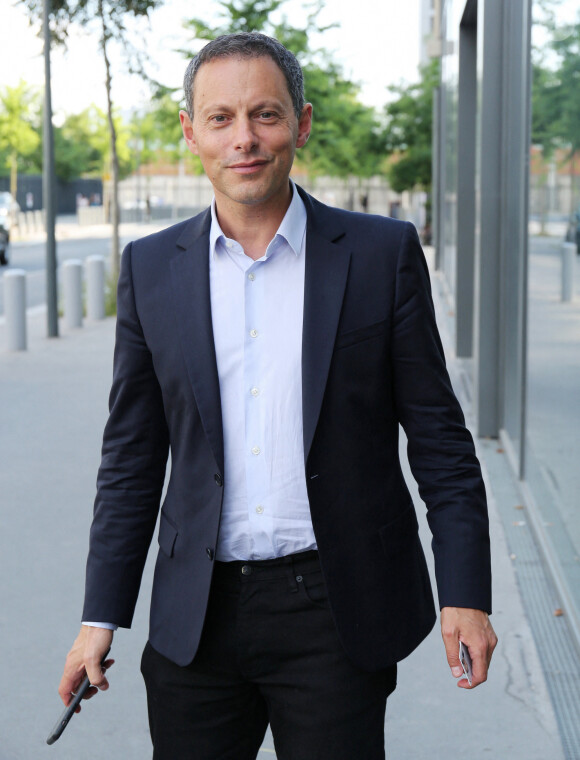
[[86, 255, 106, 320], [43, 0, 58, 338], [561, 242, 575, 302], [63, 259, 83, 329], [4, 269, 27, 351]]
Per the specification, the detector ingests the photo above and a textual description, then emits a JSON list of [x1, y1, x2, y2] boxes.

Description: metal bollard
[[63, 259, 83, 329], [86, 255, 105, 320], [561, 242, 576, 302], [4, 269, 27, 351]]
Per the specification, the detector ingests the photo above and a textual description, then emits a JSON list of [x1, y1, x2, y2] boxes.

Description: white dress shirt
[[84, 183, 316, 627], [209, 182, 316, 561]]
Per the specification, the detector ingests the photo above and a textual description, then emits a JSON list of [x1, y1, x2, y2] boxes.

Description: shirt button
[[250, 329, 258, 338], [206, 547, 214, 560], [248, 273, 255, 281], [214, 473, 223, 487], [250, 387, 259, 397], [241, 565, 252, 575], [251, 446, 260, 455], [255, 505, 264, 514], [226, 241, 233, 248]]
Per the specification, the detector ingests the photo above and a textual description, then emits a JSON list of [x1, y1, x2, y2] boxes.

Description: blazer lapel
[[167, 191, 350, 472], [300, 191, 351, 460], [170, 211, 224, 475]]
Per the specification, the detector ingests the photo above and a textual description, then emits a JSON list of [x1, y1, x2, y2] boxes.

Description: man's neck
[[214, 186, 293, 261]]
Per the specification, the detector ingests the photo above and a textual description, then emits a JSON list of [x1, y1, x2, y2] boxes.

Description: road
[[0, 232, 133, 316]]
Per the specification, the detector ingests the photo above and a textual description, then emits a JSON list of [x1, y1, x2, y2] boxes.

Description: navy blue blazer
[[83, 187, 491, 670]]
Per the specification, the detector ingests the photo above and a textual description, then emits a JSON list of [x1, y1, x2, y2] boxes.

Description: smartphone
[[46, 649, 110, 745], [459, 641, 473, 686]]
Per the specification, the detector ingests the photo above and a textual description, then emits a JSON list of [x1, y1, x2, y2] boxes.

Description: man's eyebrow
[[199, 99, 287, 115], [198, 103, 233, 115], [251, 100, 285, 111]]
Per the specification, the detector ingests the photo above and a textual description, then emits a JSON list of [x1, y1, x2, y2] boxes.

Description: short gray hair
[[183, 32, 305, 120]]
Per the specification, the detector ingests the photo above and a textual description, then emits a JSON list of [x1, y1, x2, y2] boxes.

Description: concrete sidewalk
[[0, 255, 567, 759]]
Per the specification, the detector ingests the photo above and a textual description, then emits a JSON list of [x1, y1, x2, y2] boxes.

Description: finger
[[86, 658, 115, 693], [83, 685, 100, 701], [83, 631, 114, 686], [469, 639, 496, 687], [58, 669, 85, 706], [441, 628, 462, 677]]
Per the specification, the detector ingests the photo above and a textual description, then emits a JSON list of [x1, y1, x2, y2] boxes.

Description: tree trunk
[[570, 149, 577, 218], [10, 151, 18, 199], [100, 2, 120, 283]]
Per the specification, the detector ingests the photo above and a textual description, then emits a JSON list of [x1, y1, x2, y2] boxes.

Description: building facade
[[432, 0, 580, 649]]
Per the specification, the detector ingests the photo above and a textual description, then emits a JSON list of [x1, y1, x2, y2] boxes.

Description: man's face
[[180, 56, 312, 214]]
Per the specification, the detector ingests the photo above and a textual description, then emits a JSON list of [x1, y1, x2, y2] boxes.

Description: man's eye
[[259, 112, 275, 119], [212, 115, 228, 123]]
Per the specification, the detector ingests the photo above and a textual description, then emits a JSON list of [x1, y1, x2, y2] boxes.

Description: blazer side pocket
[[378, 505, 419, 557], [158, 510, 178, 558], [334, 319, 387, 351]]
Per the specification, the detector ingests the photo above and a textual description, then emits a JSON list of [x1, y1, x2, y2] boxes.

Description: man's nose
[[233, 117, 258, 152]]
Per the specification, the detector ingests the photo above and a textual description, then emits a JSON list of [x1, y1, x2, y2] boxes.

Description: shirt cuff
[[82, 621, 118, 631]]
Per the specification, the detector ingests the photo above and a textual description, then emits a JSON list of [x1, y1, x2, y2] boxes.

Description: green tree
[[381, 60, 439, 196], [531, 8, 580, 216], [133, 92, 204, 172], [0, 81, 41, 197], [51, 108, 105, 181], [20, 0, 164, 281], [550, 15, 580, 213], [181, 0, 381, 181], [531, 62, 563, 154]]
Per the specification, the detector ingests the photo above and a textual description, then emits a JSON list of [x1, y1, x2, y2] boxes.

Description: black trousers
[[141, 550, 397, 760]]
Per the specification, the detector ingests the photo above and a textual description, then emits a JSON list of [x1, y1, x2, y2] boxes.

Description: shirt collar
[[209, 180, 306, 260]]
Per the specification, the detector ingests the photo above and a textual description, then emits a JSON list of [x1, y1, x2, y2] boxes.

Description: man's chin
[[225, 183, 288, 208]]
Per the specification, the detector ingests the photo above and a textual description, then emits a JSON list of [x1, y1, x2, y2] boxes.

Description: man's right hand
[[58, 625, 114, 710]]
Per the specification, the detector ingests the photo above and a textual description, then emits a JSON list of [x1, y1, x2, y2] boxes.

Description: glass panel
[[526, 0, 580, 598]]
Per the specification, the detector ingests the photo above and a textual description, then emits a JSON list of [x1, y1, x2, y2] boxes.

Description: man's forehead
[[193, 55, 291, 106]]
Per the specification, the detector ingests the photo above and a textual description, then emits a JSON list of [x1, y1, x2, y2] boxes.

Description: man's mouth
[[228, 160, 269, 174]]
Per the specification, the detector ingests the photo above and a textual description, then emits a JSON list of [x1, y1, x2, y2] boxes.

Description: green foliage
[[104, 270, 118, 316], [0, 82, 42, 189], [301, 63, 379, 178], [131, 94, 204, 173], [53, 109, 105, 180], [20, 0, 164, 44], [381, 59, 439, 194], [185, 0, 286, 41], [532, 7, 580, 155], [180, 0, 380, 179], [20, 0, 166, 282], [531, 62, 563, 154], [550, 16, 580, 154]]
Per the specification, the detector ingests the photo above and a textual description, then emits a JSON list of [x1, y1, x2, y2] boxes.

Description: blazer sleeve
[[392, 222, 491, 613], [82, 242, 170, 627]]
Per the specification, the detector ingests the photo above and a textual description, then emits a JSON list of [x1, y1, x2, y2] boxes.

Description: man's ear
[[296, 103, 313, 149], [179, 110, 199, 155]]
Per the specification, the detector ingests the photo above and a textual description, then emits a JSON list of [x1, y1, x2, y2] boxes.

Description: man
[[59, 32, 497, 759]]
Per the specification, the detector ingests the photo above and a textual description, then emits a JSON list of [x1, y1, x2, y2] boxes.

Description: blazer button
[[206, 547, 215, 561], [214, 473, 223, 487]]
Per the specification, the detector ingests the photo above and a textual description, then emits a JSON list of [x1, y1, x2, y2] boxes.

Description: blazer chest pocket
[[334, 319, 387, 351], [158, 511, 178, 558]]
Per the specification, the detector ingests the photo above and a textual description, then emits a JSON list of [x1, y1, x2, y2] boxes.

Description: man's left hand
[[440, 607, 498, 689]]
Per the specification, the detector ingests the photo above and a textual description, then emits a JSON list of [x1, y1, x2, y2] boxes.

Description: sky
[[1, 0, 421, 119]]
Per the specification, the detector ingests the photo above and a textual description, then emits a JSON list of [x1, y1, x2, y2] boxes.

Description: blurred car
[[0, 192, 20, 266]]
